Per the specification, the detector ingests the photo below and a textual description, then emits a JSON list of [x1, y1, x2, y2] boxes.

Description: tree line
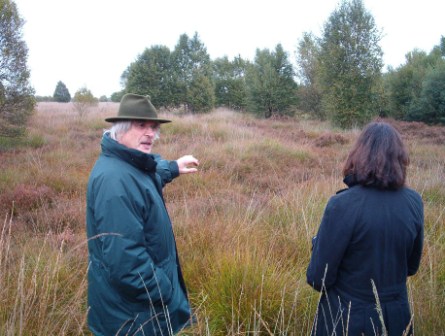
[[295, 0, 445, 127], [1, 0, 444, 139]]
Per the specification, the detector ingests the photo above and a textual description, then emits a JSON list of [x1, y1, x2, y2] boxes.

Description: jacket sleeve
[[153, 154, 180, 187], [93, 177, 173, 305], [408, 196, 424, 276], [306, 196, 354, 291]]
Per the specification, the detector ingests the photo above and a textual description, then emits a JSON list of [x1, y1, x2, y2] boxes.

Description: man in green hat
[[86, 93, 199, 335]]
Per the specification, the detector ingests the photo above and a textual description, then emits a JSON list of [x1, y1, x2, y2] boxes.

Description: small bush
[[0, 134, 45, 152], [0, 184, 55, 216]]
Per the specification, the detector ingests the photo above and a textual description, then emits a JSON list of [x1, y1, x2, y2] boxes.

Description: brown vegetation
[[0, 103, 444, 335]]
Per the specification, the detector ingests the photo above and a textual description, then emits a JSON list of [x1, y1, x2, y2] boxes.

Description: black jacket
[[307, 178, 423, 336]]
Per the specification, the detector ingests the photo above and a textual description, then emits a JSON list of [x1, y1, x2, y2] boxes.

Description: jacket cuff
[[169, 160, 180, 179]]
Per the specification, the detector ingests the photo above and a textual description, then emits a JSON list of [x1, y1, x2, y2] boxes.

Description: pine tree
[[408, 63, 445, 124], [384, 37, 445, 121], [187, 71, 215, 113], [123, 45, 177, 109], [172, 32, 214, 112], [246, 44, 298, 118], [53, 81, 71, 102], [213, 55, 248, 111]]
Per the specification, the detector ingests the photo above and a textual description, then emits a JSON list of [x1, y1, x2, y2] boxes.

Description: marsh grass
[[0, 103, 443, 335], [0, 212, 88, 335]]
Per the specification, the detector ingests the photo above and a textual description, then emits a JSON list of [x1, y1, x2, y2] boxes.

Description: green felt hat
[[105, 93, 171, 123]]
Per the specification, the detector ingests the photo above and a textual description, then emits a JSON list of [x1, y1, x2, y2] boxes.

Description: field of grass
[[0, 102, 444, 335]]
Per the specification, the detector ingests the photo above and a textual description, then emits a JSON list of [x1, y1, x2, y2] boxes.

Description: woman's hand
[[176, 155, 199, 174]]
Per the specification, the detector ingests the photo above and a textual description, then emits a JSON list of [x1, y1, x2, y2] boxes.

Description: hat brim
[[104, 116, 171, 123]]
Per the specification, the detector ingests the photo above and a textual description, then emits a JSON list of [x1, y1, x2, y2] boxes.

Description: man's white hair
[[107, 121, 160, 141]]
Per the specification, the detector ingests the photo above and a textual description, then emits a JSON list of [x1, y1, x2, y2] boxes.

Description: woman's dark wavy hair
[[342, 121, 409, 189]]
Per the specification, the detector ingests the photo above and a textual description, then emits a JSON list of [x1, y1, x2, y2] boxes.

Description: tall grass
[[0, 211, 88, 335], [0, 103, 443, 335]]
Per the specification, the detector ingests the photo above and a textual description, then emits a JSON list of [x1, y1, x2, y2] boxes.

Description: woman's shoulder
[[325, 185, 363, 210], [402, 185, 421, 196], [401, 186, 423, 204], [329, 184, 389, 207], [332, 184, 363, 199]]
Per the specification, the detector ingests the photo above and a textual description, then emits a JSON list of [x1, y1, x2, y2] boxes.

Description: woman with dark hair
[[307, 121, 424, 336]]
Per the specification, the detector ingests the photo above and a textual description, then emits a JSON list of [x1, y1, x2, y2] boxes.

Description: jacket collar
[[336, 174, 359, 194], [101, 132, 157, 173], [343, 174, 358, 188]]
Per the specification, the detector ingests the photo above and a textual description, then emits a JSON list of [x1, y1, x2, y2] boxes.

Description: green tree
[[383, 51, 429, 120], [72, 87, 98, 118], [53, 81, 71, 102], [110, 90, 125, 102], [35, 95, 53, 102], [0, 0, 35, 137], [295, 32, 323, 118], [171, 32, 214, 112], [384, 37, 445, 120], [246, 44, 298, 118], [188, 71, 215, 113], [318, 0, 384, 128], [440, 35, 445, 56], [123, 45, 178, 109], [407, 63, 445, 124], [213, 55, 248, 111]]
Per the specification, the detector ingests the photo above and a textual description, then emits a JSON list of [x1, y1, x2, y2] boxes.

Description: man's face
[[119, 120, 160, 154]]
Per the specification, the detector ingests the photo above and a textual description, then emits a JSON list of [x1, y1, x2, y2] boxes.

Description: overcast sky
[[13, 0, 444, 98]]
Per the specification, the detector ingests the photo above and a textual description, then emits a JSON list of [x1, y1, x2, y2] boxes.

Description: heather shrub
[[0, 183, 55, 216]]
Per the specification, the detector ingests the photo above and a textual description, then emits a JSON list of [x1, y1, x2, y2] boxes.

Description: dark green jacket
[[86, 133, 191, 335]]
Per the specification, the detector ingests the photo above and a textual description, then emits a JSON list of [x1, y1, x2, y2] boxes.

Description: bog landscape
[[0, 103, 444, 335]]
